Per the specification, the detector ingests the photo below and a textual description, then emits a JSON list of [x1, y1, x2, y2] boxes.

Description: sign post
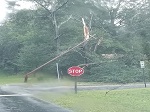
[[140, 61, 146, 88], [68, 66, 84, 94], [75, 76, 77, 94]]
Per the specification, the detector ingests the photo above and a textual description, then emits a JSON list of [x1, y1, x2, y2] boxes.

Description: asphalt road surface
[[0, 90, 72, 112], [1, 83, 150, 112]]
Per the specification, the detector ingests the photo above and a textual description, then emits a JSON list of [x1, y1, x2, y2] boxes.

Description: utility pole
[[24, 35, 95, 82]]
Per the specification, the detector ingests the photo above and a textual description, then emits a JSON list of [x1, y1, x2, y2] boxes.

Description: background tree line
[[1, 0, 150, 83]]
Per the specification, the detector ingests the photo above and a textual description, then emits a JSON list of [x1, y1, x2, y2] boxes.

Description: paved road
[[0, 89, 72, 112], [2, 83, 150, 94], [1, 83, 150, 112], [24, 83, 150, 92]]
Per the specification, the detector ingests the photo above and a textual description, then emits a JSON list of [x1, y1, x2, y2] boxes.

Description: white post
[[140, 61, 146, 88], [56, 63, 60, 81]]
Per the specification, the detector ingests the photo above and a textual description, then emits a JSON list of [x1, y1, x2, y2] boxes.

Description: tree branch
[[54, 33, 64, 40], [34, 0, 69, 16], [89, 13, 93, 31], [105, 84, 124, 96], [77, 63, 98, 67], [58, 15, 72, 28], [54, 0, 69, 13], [94, 38, 102, 52], [116, 0, 122, 12], [73, 49, 93, 62], [34, 0, 52, 14]]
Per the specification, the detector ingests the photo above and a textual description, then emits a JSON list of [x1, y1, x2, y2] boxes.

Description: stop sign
[[68, 66, 84, 76]]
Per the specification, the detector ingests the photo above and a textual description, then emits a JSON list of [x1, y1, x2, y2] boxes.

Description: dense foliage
[[0, 0, 150, 83]]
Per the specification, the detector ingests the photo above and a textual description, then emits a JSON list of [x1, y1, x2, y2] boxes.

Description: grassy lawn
[[1, 72, 150, 112], [0, 75, 24, 84], [36, 88, 150, 112], [0, 72, 74, 86]]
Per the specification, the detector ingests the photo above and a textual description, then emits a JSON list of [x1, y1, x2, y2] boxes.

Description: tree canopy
[[0, 0, 150, 83]]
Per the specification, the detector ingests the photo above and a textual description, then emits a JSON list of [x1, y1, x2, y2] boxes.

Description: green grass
[[0, 75, 24, 84], [36, 88, 150, 112], [0, 72, 74, 86]]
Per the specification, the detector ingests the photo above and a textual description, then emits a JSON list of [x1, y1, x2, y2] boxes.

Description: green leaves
[[0, 0, 150, 83]]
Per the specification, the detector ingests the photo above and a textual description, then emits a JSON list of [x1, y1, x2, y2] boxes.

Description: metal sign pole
[[68, 66, 84, 94], [75, 76, 77, 94], [143, 68, 146, 88], [140, 61, 146, 88]]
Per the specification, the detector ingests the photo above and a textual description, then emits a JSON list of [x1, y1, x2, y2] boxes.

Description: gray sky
[[0, 0, 34, 22], [0, 0, 7, 22]]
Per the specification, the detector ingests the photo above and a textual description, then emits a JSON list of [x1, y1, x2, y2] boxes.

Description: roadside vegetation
[[0, 72, 74, 86], [0, 75, 22, 85], [36, 88, 150, 112], [1, 0, 150, 84]]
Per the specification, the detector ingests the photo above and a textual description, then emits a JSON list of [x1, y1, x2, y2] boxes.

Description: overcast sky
[[0, 0, 7, 22], [0, 0, 34, 22]]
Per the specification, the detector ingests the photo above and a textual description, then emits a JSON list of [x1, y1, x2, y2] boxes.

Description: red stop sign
[[68, 66, 84, 76]]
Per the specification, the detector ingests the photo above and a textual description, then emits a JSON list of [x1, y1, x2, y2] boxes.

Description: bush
[[36, 75, 44, 81], [80, 61, 146, 83]]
